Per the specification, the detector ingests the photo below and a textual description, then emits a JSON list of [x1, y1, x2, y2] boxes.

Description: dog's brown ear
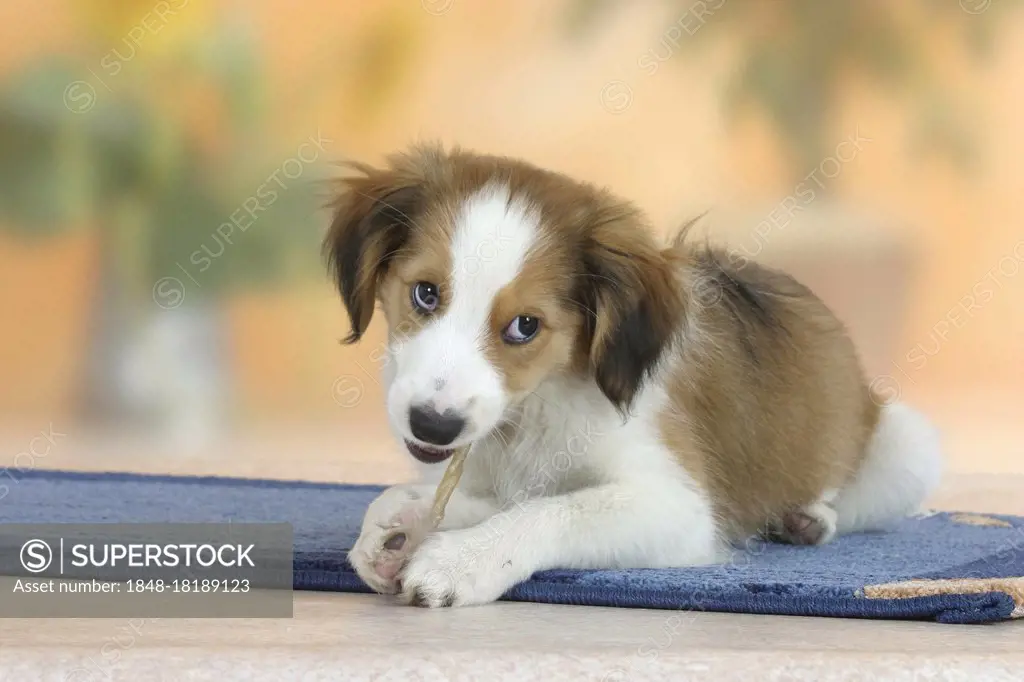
[[575, 205, 684, 413], [324, 163, 422, 343]]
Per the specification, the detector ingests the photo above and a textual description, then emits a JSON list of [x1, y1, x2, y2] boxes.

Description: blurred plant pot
[[75, 218, 231, 454], [117, 303, 230, 454], [691, 201, 917, 379]]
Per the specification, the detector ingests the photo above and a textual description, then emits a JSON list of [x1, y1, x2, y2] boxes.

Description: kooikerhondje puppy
[[327, 144, 942, 607]]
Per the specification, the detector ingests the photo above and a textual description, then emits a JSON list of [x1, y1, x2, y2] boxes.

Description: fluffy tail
[[833, 402, 944, 534]]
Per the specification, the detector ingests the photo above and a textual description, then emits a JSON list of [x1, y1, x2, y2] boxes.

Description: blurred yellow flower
[[347, 3, 424, 129], [76, 0, 214, 60]]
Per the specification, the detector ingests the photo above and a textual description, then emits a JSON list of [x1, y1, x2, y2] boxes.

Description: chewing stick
[[379, 447, 469, 553], [428, 446, 469, 529]]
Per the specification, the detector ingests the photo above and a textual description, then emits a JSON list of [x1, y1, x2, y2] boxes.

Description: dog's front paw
[[398, 529, 522, 608], [348, 485, 432, 595]]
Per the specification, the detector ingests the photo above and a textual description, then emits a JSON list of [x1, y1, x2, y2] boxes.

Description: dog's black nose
[[408, 404, 465, 446]]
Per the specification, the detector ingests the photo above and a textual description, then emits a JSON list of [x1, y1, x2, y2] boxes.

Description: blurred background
[[0, 0, 1021, 489]]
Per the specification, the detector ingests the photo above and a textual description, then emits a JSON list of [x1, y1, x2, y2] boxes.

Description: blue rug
[[2, 469, 1022, 624]]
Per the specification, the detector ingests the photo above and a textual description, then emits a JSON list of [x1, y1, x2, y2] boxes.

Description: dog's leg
[[348, 484, 498, 594], [398, 479, 718, 607], [833, 402, 943, 534]]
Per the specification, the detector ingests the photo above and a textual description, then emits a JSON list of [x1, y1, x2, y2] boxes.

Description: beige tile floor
[[1, 586, 1022, 681], [0, 412, 1022, 680]]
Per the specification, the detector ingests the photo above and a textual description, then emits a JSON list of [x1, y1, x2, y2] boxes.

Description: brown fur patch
[[658, 243, 879, 541], [376, 216, 456, 338], [484, 248, 580, 396]]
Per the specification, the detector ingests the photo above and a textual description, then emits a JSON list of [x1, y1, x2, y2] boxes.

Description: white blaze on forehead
[[445, 183, 540, 336], [397, 182, 540, 412], [385, 183, 542, 441]]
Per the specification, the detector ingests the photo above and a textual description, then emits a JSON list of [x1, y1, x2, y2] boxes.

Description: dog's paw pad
[[383, 532, 408, 551]]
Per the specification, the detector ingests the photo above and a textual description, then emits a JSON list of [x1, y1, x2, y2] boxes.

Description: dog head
[[325, 145, 683, 462]]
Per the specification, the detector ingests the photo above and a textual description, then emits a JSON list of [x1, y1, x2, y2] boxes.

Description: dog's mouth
[[404, 440, 455, 464]]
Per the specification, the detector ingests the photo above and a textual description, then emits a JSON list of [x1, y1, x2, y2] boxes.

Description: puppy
[[326, 144, 942, 607]]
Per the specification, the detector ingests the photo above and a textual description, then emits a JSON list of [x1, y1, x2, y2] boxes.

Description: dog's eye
[[502, 315, 541, 344], [411, 282, 440, 313]]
